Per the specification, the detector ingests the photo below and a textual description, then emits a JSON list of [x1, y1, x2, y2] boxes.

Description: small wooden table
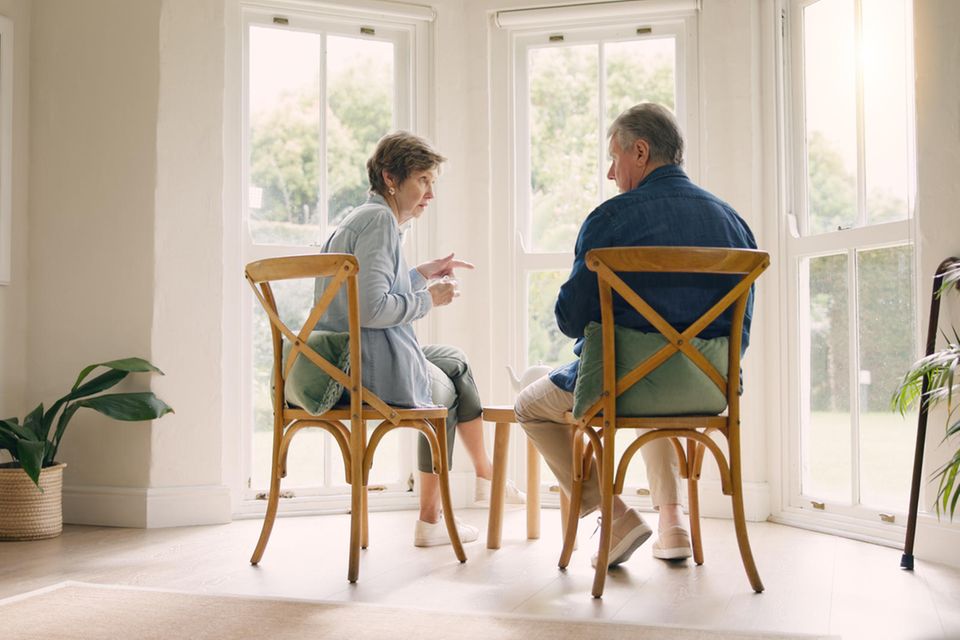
[[483, 406, 541, 549]]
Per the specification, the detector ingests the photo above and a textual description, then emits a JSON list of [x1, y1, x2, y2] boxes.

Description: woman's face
[[387, 168, 438, 224]]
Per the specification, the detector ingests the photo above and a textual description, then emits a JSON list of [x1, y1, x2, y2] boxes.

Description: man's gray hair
[[607, 103, 684, 166]]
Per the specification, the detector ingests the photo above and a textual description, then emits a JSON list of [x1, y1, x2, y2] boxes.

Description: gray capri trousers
[[419, 344, 483, 473]]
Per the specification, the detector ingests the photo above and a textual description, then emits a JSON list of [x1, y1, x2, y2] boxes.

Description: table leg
[[526, 438, 540, 540], [486, 421, 510, 549]]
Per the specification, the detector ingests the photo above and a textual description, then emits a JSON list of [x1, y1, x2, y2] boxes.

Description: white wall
[[0, 0, 30, 443], [149, 0, 231, 524], [27, 0, 229, 526], [28, 0, 159, 497], [911, 0, 960, 565]]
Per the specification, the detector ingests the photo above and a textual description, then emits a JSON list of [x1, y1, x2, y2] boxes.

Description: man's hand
[[428, 280, 458, 307], [416, 253, 475, 280]]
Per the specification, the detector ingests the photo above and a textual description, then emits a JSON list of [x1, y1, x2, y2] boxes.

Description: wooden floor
[[0, 508, 957, 639]]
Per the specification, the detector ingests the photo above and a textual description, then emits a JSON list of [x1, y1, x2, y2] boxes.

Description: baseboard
[[768, 506, 960, 569], [913, 514, 960, 569], [232, 471, 476, 520], [690, 479, 771, 522], [63, 484, 232, 528]]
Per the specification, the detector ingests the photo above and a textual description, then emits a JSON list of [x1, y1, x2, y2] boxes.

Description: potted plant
[[893, 262, 960, 520], [0, 357, 173, 539]]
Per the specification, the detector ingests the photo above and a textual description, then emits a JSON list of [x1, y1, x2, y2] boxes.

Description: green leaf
[[23, 404, 45, 440], [42, 370, 131, 442], [15, 439, 46, 487], [77, 392, 174, 421], [2, 415, 39, 442], [0, 422, 19, 451], [67, 369, 129, 401], [936, 262, 960, 298], [49, 403, 80, 463], [933, 450, 960, 520], [72, 357, 164, 392]]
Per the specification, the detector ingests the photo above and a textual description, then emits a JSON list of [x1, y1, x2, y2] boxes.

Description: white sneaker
[[414, 515, 479, 547], [475, 477, 527, 504], [590, 508, 653, 568]]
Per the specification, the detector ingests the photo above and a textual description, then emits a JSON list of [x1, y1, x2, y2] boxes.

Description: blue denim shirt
[[314, 194, 434, 407], [550, 165, 758, 392]]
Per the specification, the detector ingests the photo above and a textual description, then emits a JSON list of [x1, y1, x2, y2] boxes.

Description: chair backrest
[[244, 254, 399, 424], [580, 246, 770, 424]]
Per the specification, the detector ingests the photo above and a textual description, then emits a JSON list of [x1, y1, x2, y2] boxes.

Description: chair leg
[[687, 440, 704, 565], [558, 477, 582, 568], [347, 418, 364, 583], [729, 430, 764, 593], [559, 434, 588, 568], [434, 418, 467, 563], [687, 475, 704, 566], [559, 490, 577, 550], [361, 486, 369, 550], [251, 420, 284, 565], [487, 421, 510, 549], [250, 455, 281, 565], [591, 430, 615, 598]]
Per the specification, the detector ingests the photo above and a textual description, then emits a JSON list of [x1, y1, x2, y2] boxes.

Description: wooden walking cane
[[901, 256, 960, 570]]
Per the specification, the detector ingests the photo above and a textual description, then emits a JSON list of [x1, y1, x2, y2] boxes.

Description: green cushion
[[572, 322, 729, 419], [282, 331, 351, 416]]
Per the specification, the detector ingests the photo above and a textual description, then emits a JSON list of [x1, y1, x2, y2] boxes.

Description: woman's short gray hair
[[367, 131, 446, 197], [607, 103, 684, 166]]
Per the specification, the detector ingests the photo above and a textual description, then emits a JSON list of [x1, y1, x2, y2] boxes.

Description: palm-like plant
[[892, 262, 960, 519], [0, 357, 173, 488]]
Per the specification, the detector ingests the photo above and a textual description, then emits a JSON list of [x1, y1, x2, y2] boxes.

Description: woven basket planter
[[0, 462, 67, 540]]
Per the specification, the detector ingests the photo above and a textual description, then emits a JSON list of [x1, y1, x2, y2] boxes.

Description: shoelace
[[591, 515, 602, 539]]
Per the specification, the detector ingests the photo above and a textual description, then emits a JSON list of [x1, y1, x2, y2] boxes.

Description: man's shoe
[[475, 477, 526, 505], [652, 526, 693, 560], [590, 508, 653, 568], [414, 515, 479, 547]]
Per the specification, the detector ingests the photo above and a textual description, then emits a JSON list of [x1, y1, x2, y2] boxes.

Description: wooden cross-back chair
[[245, 254, 465, 583], [559, 246, 769, 598]]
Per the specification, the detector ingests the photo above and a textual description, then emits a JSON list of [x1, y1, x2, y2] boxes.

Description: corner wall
[[912, 0, 960, 566], [0, 0, 31, 441], [29, 0, 160, 518]]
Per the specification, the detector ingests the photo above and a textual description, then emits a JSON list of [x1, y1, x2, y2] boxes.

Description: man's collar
[[634, 164, 686, 190]]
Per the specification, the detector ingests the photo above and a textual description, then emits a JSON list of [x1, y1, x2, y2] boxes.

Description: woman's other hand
[[428, 280, 458, 307], [417, 253, 475, 280]]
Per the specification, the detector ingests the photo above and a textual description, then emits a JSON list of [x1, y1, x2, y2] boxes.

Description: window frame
[[236, 2, 432, 515], [782, 0, 920, 534], [504, 10, 699, 500]]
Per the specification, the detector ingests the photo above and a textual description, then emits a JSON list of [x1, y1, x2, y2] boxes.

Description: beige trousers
[[515, 375, 682, 518]]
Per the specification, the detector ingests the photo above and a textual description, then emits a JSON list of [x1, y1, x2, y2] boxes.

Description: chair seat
[[563, 411, 728, 429], [285, 405, 449, 422]]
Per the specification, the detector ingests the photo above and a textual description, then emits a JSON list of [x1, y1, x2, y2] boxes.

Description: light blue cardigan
[[314, 194, 434, 407]]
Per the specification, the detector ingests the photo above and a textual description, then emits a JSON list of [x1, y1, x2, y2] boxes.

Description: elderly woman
[[315, 131, 523, 547]]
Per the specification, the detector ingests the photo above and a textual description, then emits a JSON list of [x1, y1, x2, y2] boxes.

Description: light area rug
[[0, 582, 836, 640]]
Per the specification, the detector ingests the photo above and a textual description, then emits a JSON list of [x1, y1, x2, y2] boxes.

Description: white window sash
[[238, 4, 426, 511]]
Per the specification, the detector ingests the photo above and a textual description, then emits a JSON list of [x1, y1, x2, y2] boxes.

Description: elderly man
[[516, 103, 757, 567]]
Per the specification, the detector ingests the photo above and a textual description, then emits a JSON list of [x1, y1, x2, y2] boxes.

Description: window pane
[[802, 254, 852, 503], [857, 245, 916, 509], [248, 26, 322, 245], [251, 278, 323, 490], [603, 38, 676, 201], [327, 36, 394, 226], [862, 0, 913, 225], [529, 45, 599, 252], [803, 0, 857, 235], [527, 270, 576, 369]]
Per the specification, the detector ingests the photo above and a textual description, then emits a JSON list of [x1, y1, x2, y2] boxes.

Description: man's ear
[[633, 138, 649, 166]]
